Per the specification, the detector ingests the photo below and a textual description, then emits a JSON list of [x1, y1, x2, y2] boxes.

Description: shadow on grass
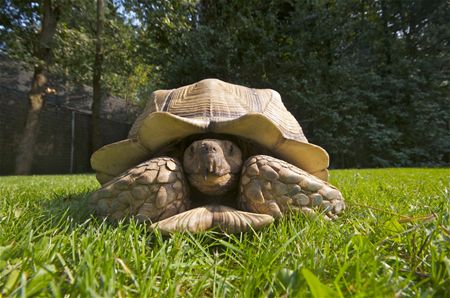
[[40, 191, 96, 229], [37, 189, 305, 249], [38, 190, 155, 236]]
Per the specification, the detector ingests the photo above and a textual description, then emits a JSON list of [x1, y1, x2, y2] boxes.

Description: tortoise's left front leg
[[239, 155, 345, 220]]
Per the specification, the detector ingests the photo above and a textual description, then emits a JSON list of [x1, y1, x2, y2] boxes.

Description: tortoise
[[89, 79, 345, 234]]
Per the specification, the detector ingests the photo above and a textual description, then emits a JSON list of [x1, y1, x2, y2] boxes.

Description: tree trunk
[[380, 0, 392, 68], [91, 0, 105, 153], [15, 0, 59, 175]]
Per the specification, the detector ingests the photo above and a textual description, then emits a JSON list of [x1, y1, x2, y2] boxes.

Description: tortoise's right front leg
[[89, 157, 190, 223]]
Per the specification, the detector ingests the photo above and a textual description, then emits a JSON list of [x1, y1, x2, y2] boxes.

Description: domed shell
[[91, 79, 329, 184]]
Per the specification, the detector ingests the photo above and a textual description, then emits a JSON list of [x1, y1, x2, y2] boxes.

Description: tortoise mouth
[[187, 173, 238, 196]]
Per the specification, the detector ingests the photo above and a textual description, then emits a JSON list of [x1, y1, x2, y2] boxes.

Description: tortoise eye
[[229, 145, 234, 155]]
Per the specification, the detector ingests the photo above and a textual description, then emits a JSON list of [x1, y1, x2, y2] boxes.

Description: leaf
[[2, 269, 20, 295], [302, 268, 336, 298], [271, 268, 303, 296], [443, 257, 450, 279], [383, 218, 405, 238], [26, 265, 56, 296], [0, 244, 14, 260], [276, 268, 294, 288]]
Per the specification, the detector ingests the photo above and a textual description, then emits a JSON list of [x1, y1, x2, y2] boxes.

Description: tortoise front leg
[[89, 157, 190, 222], [239, 155, 345, 220]]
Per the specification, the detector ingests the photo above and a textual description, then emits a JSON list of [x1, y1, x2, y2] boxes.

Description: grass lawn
[[0, 168, 449, 297]]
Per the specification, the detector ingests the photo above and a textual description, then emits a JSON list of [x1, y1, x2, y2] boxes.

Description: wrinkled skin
[[90, 139, 345, 234], [183, 139, 242, 196]]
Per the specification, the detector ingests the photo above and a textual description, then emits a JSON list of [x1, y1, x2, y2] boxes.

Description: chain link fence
[[0, 85, 131, 175]]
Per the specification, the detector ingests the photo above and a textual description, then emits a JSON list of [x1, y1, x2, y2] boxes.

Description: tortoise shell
[[91, 79, 329, 184]]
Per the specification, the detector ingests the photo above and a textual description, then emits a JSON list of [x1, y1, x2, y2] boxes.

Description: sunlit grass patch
[[0, 169, 449, 296]]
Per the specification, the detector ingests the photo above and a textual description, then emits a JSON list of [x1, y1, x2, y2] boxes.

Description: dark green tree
[[2, 0, 448, 169], [127, 0, 449, 168]]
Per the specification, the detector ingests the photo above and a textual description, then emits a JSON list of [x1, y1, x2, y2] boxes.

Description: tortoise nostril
[[201, 142, 217, 153]]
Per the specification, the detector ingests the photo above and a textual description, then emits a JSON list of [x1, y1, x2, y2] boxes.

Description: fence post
[[70, 110, 75, 173]]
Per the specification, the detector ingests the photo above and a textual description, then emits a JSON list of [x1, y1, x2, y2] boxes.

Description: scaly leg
[[239, 155, 345, 220], [89, 157, 190, 222]]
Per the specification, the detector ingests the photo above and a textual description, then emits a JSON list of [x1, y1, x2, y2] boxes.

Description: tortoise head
[[183, 139, 242, 196]]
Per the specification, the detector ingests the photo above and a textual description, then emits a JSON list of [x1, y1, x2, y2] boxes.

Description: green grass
[[0, 169, 449, 297]]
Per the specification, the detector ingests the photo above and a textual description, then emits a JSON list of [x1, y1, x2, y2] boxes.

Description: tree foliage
[[126, 0, 450, 168], [1, 0, 449, 168]]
